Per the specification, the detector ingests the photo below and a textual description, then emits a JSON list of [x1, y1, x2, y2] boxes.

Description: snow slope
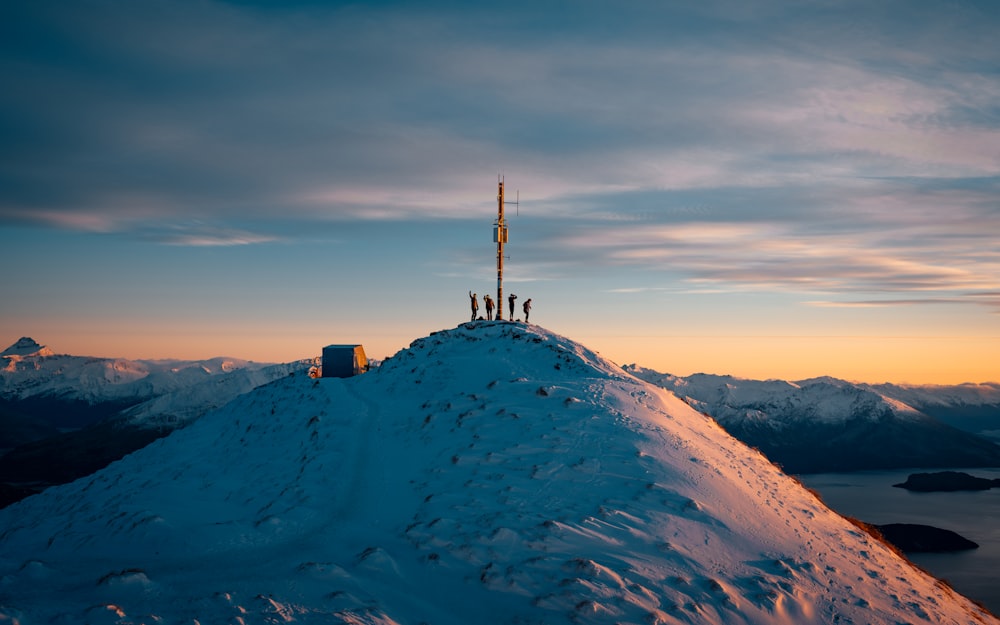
[[116, 359, 311, 429], [0, 322, 994, 624], [0, 339, 315, 507]]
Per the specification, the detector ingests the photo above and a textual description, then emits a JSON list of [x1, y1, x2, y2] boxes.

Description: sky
[[1, 0, 998, 384]]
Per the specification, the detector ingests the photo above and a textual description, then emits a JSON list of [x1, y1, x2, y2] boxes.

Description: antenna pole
[[492, 175, 517, 321], [496, 175, 505, 321]]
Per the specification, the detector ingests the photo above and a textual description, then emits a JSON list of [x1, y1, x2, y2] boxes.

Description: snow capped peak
[[381, 321, 626, 385], [1, 344, 276, 404], [1, 336, 54, 358], [795, 375, 854, 388], [0, 322, 994, 624]]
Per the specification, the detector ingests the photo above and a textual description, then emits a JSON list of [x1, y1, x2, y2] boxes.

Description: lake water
[[798, 468, 1000, 615]]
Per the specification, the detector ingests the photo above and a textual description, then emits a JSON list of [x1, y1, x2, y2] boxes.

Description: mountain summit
[[0, 322, 994, 624], [0, 336, 53, 359]]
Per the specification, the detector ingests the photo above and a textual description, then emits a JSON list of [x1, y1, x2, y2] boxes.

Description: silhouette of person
[[523, 298, 532, 323], [484, 294, 494, 320], [469, 291, 479, 322], [508, 293, 517, 321]]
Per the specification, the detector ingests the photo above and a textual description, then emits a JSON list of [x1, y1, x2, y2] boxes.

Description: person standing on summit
[[484, 294, 495, 320], [508, 293, 517, 321], [469, 291, 479, 322], [523, 298, 532, 323]]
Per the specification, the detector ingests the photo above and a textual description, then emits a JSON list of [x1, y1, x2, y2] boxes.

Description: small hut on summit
[[321, 344, 368, 378]]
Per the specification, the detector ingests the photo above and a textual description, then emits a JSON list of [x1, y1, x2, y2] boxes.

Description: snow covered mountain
[[1, 336, 271, 408], [0, 337, 314, 506], [0, 336, 315, 437], [0, 322, 994, 624], [868, 382, 1000, 442], [0, 337, 54, 359], [624, 368, 1000, 473]]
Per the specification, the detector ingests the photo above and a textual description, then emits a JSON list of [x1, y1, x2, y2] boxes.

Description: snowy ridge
[[869, 382, 1000, 408], [624, 366, 1000, 472], [0, 337, 276, 405], [624, 369, 924, 427], [867, 382, 1000, 443], [118, 359, 313, 428], [0, 323, 994, 624]]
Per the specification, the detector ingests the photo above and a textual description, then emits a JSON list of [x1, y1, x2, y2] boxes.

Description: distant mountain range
[[623, 367, 1000, 474], [866, 381, 1000, 441], [0, 337, 314, 505]]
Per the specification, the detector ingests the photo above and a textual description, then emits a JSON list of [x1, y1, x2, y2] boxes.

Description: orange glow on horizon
[[581, 334, 1000, 385], [6, 319, 997, 385], [583, 336, 1000, 385]]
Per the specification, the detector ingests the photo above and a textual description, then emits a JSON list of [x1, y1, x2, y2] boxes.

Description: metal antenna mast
[[494, 175, 517, 321]]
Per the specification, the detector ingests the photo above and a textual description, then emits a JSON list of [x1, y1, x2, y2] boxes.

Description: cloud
[[143, 224, 281, 247], [1, 0, 998, 307], [803, 299, 967, 308], [532, 172, 1000, 303], [4, 2, 997, 221], [806, 295, 1000, 314]]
